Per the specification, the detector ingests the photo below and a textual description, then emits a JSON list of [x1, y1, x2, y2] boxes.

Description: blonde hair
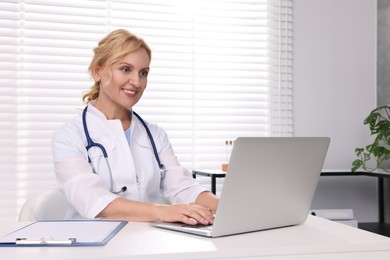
[[82, 29, 152, 104]]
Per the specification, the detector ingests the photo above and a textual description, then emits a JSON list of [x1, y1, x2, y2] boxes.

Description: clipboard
[[0, 220, 127, 246]]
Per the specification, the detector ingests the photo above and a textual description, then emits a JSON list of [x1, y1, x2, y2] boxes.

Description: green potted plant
[[352, 105, 390, 173]]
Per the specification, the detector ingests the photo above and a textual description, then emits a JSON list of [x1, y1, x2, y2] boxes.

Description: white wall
[[294, 0, 378, 222], [294, 0, 376, 169]]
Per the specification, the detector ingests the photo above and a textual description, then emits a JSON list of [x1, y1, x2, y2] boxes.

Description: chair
[[18, 187, 75, 221]]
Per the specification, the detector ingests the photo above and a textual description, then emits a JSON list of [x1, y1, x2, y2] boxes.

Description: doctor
[[52, 29, 218, 225]]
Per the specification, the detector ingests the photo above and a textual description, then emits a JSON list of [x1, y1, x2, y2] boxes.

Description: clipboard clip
[[16, 237, 76, 245]]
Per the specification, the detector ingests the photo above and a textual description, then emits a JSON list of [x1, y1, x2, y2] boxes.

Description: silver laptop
[[152, 137, 330, 237]]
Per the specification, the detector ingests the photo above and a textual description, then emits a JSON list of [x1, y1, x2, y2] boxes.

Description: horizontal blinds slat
[[18, 31, 104, 42], [25, 0, 106, 9]]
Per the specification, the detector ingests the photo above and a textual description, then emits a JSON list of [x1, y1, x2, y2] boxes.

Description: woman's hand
[[97, 196, 217, 225], [154, 203, 215, 225]]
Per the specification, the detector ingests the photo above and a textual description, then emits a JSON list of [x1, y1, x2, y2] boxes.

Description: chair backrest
[[18, 187, 74, 221]]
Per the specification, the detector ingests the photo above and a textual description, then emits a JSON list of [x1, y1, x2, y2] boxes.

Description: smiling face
[[93, 47, 151, 117]]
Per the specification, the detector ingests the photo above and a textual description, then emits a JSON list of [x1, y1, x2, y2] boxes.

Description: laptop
[[152, 137, 330, 237]]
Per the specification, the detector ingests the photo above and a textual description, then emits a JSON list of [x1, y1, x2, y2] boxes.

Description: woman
[[52, 29, 218, 225]]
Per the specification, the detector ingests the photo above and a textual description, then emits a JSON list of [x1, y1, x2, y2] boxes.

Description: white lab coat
[[52, 102, 207, 219]]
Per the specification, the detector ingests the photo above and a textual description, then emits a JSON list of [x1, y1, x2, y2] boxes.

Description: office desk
[[192, 169, 390, 198], [192, 169, 227, 194], [320, 170, 390, 236], [1, 216, 390, 260], [193, 169, 390, 221], [320, 170, 390, 223]]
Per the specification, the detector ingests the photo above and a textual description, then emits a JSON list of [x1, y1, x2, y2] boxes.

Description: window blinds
[[0, 0, 293, 221]]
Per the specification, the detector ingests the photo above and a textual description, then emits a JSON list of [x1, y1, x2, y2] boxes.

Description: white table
[[1, 216, 390, 260]]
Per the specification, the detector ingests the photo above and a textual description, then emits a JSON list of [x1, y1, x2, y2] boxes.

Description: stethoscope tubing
[[133, 111, 164, 171], [82, 106, 164, 193]]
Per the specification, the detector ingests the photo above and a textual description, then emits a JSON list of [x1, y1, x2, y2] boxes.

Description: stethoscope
[[82, 106, 165, 194]]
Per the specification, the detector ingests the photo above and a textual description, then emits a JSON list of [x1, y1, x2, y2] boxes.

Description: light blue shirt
[[124, 127, 131, 145]]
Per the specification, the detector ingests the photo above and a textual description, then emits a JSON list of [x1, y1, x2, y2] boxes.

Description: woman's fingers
[[157, 203, 215, 225], [181, 217, 198, 225], [183, 204, 214, 225]]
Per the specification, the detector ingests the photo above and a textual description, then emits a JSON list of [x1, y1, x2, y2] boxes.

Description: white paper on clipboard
[[0, 220, 127, 246]]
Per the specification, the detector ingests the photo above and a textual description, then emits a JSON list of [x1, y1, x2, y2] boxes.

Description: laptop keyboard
[[181, 224, 213, 231]]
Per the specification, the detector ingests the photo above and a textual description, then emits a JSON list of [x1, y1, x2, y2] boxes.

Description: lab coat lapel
[[85, 104, 139, 199]]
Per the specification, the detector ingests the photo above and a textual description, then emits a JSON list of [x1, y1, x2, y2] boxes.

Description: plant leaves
[[352, 105, 390, 173], [351, 159, 363, 172]]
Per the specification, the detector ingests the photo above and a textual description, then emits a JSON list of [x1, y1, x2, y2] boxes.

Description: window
[[0, 0, 293, 221]]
